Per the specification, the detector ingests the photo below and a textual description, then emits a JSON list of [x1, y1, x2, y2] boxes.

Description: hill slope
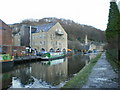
[[19, 17, 106, 43]]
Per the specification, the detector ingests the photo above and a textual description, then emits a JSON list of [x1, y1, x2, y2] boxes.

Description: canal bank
[[82, 52, 119, 88], [61, 52, 102, 88], [62, 52, 119, 88], [12, 51, 73, 63]]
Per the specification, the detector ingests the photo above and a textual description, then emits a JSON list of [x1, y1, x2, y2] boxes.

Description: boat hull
[[0, 61, 14, 73], [40, 55, 65, 61]]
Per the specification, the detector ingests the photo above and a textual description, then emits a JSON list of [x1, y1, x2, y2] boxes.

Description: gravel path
[[83, 52, 119, 88]]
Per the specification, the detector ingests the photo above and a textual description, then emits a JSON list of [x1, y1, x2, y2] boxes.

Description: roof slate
[[34, 23, 56, 33]]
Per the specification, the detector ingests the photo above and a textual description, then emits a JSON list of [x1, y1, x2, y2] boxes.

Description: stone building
[[32, 22, 68, 52], [18, 25, 31, 47], [12, 24, 37, 47], [12, 32, 26, 56], [13, 33, 21, 46], [81, 35, 104, 52]]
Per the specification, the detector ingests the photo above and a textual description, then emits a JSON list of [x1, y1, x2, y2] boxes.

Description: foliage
[[68, 40, 81, 50], [106, 51, 120, 74], [106, 2, 120, 41], [105, 1, 120, 61], [61, 53, 102, 88]]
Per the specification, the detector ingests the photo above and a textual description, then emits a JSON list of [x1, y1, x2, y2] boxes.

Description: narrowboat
[[0, 54, 14, 72], [41, 58, 65, 65], [40, 52, 65, 60]]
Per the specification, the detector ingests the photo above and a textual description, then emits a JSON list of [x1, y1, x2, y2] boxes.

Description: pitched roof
[[0, 19, 11, 30], [34, 22, 56, 33]]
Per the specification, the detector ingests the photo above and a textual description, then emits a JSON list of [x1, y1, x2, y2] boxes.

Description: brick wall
[[0, 20, 13, 55], [12, 46, 26, 56], [0, 20, 13, 46], [0, 30, 2, 45]]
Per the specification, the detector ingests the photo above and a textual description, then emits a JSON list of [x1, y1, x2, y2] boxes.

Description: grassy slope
[[61, 53, 102, 88]]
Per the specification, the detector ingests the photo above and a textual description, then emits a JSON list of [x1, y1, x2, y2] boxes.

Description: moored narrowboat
[[0, 54, 14, 73], [0, 54, 13, 62], [41, 58, 65, 65], [40, 52, 65, 60]]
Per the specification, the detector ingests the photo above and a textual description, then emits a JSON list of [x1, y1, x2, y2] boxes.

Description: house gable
[[48, 22, 67, 36]]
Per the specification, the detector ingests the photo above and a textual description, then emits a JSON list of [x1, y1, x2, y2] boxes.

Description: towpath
[[83, 52, 119, 88]]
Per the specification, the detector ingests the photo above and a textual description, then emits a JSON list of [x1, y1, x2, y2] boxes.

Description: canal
[[1, 53, 97, 89]]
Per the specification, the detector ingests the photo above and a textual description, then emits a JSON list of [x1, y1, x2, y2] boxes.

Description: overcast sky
[[0, 0, 120, 30]]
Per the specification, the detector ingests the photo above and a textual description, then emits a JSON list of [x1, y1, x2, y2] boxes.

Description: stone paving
[[83, 52, 120, 88]]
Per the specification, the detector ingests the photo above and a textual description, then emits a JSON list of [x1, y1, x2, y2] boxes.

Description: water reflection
[[68, 54, 88, 77], [1, 53, 97, 89], [11, 64, 33, 87], [31, 58, 68, 86], [0, 71, 12, 89]]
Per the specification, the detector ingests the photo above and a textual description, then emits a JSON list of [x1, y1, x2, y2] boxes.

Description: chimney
[[85, 35, 88, 45]]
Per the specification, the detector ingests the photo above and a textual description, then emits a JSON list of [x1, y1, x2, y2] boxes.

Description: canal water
[[1, 53, 97, 89]]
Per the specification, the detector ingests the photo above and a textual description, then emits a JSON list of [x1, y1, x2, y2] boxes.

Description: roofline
[[34, 22, 57, 33], [39, 22, 57, 27], [0, 19, 11, 29]]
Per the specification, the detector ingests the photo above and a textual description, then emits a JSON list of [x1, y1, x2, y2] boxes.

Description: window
[[56, 41, 57, 45], [50, 34, 52, 40], [59, 43, 61, 45], [18, 39, 20, 41], [40, 35, 42, 38], [51, 41, 53, 45], [50, 48, 54, 52], [56, 29, 58, 31], [40, 41, 42, 45], [43, 34, 46, 39], [43, 41, 45, 45], [50, 34, 54, 40]]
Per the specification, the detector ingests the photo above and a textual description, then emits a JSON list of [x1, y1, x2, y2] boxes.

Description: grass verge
[[61, 53, 102, 89]]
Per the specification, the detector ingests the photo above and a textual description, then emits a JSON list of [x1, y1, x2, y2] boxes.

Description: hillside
[[18, 17, 106, 43], [11, 17, 106, 50]]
